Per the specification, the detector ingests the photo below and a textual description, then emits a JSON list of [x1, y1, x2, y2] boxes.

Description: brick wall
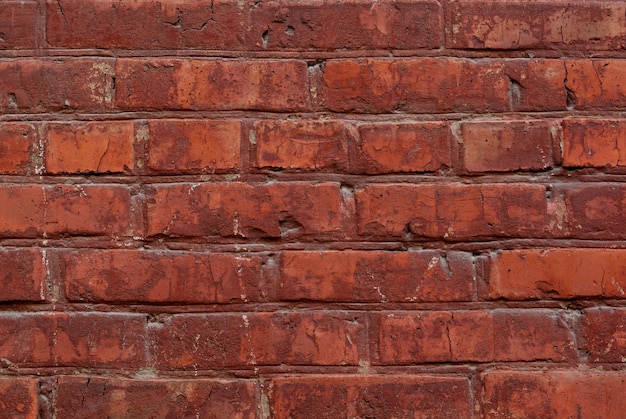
[[2, 0, 626, 417]]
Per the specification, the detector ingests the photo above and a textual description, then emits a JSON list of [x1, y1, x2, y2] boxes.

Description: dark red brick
[[62, 249, 264, 304], [273, 375, 471, 418], [449, 2, 626, 50], [0, 378, 38, 419], [318, 58, 510, 113], [148, 119, 240, 174], [459, 120, 555, 172], [280, 250, 473, 302], [0, 59, 115, 113], [45, 121, 134, 174], [355, 122, 451, 173], [55, 376, 258, 418], [253, 120, 348, 171], [482, 370, 626, 418], [151, 312, 367, 369], [505, 60, 567, 111], [0, 313, 146, 368], [0, 2, 37, 49], [579, 308, 626, 363], [356, 183, 547, 240], [0, 249, 46, 302], [562, 119, 626, 168], [0, 185, 44, 238], [146, 182, 342, 238], [487, 249, 626, 300], [0, 123, 34, 174], [115, 59, 308, 112]]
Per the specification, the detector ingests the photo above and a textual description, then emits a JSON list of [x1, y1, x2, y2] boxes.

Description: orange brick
[[562, 119, 626, 167]]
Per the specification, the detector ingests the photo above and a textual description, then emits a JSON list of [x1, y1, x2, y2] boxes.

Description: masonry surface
[[1, 0, 626, 417]]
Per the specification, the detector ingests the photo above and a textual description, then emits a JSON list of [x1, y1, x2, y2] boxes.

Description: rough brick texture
[[1, 1, 624, 417]]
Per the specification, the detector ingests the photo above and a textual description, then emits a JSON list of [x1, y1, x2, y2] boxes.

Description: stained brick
[[0, 249, 46, 302], [562, 119, 626, 168], [0, 123, 33, 174]]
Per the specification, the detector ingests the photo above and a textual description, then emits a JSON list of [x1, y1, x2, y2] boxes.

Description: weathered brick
[[280, 250, 473, 302], [0, 313, 146, 368], [0, 185, 44, 238], [0, 249, 46, 302], [505, 60, 567, 111], [0, 2, 37, 49], [448, 2, 626, 50], [45, 121, 134, 174], [148, 119, 240, 174], [562, 119, 626, 168], [356, 183, 547, 239], [0, 59, 115, 113], [253, 120, 348, 171], [0, 378, 38, 419], [318, 58, 510, 113], [579, 308, 626, 363], [0, 123, 34, 174], [378, 310, 574, 363], [273, 375, 471, 419], [62, 249, 264, 304], [565, 60, 626, 110], [355, 122, 451, 173], [151, 312, 367, 369], [45, 185, 131, 237], [55, 376, 258, 418], [554, 184, 626, 238], [488, 248, 626, 299], [115, 59, 308, 111], [459, 120, 555, 172], [249, 0, 442, 50], [146, 182, 341, 238], [482, 370, 626, 418], [46, 0, 441, 51]]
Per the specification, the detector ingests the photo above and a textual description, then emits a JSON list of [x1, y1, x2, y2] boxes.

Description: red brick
[[448, 2, 626, 50], [45, 121, 134, 174], [459, 120, 555, 172], [0, 59, 115, 113], [115, 59, 308, 112], [62, 249, 264, 304], [565, 60, 626, 110], [46, 0, 246, 50], [0, 123, 34, 174], [493, 311, 576, 362], [249, 0, 442, 50], [505, 60, 567, 111], [0, 185, 44, 238], [46, 0, 441, 51], [579, 308, 626, 363], [253, 120, 348, 171], [488, 249, 626, 299], [148, 119, 240, 174], [151, 312, 367, 369], [55, 376, 258, 418], [356, 183, 547, 239], [355, 122, 451, 173], [318, 58, 510, 113], [273, 375, 471, 419], [280, 250, 473, 302], [0, 378, 38, 419], [0, 313, 146, 368], [0, 249, 46, 302], [146, 182, 341, 238], [482, 370, 626, 418], [562, 119, 626, 168], [45, 185, 131, 237], [555, 184, 626, 238], [378, 310, 574, 364], [0, 2, 37, 49]]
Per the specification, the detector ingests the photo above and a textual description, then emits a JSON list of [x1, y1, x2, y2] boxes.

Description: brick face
[[3, 1, 626, 417]]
